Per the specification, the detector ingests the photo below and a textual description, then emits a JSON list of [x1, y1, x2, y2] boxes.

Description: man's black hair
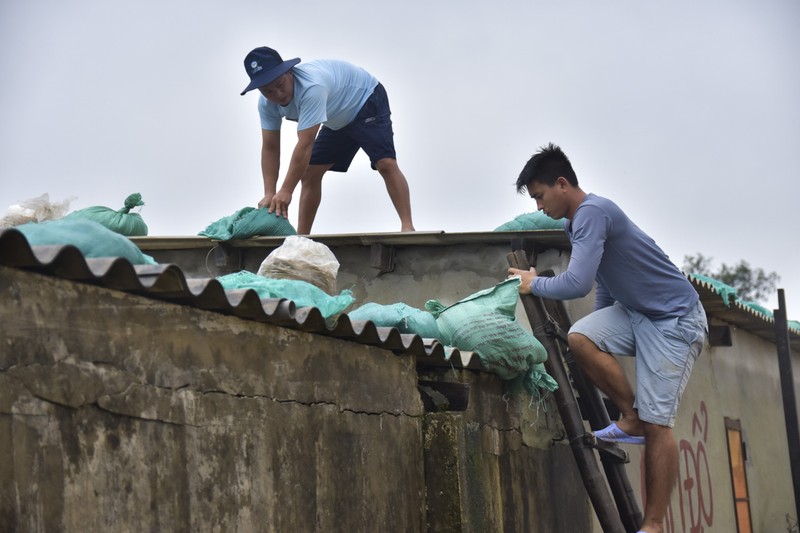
[[515, 142, 579, 194]]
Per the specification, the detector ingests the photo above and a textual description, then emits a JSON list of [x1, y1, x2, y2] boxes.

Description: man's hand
[[258, 193, 274, 210], [507, 267, 538, 294], [268, 190, 292, 218]]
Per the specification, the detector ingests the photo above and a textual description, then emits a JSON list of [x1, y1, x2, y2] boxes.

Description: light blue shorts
[[569, 300, 707, 427]]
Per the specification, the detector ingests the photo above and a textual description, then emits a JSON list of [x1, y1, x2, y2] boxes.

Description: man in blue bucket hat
[[241, 46, 415, 234]]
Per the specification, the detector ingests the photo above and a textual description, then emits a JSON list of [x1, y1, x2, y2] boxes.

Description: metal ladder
[[508, 249, 643, 533]]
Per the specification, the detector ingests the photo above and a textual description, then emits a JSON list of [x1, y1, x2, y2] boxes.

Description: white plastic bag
[[257, 235, 340, 294], [0, 193, 76, 229]]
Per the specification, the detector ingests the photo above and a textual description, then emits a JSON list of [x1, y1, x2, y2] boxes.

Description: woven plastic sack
[[0, 193, 75, 229], [199, 207, 296, 240], [494, 211, 566, 232], [258, 236, 339, 294], [65, 193, 149, 236], [216, 270, 354, 320], [14, 218, 156, 265], [348, 302, 441, 339], [426, 278, 557, 398]]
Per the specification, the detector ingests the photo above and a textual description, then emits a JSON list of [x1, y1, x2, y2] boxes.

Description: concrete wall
[[1, 266, 426, 532], [0, 263, 591, 532], [619, 319, 800, 533], [418, 368, 589, 532], [7, 231, 798, 532], [292, 236, 800, 533]]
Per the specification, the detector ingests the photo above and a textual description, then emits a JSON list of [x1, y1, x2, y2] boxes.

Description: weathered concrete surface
[[618, 319, 800, 533], [418, 369, 588, 533], [1, 266, 426, 532], [136, 235, 800, 532], [1, 263, 593, 532]]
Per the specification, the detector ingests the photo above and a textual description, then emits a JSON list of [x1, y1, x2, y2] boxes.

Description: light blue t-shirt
[[531, 193, 698, 319], [258, 59, 378, 131]]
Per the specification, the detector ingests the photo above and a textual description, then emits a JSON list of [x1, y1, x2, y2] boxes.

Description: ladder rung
[[573, 432, 630, 464]]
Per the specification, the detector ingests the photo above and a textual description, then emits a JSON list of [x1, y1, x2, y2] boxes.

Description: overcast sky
[[2, 0, 798, 319]]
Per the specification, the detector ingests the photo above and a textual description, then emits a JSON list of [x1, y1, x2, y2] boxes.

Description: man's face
[[528, 178, 568, 219], [258, 71, 294, 106]]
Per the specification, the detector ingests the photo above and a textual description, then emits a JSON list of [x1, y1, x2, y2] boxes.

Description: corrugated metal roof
[[689, 273, 800, 349], [0, 228, 481, 370], [2, 227, 798, 359]]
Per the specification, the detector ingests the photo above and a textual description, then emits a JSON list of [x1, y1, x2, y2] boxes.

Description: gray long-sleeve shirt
[[531, 193, 698, 319]]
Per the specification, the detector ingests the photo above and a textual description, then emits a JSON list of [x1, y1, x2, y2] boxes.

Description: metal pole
[[774, 289, 800, 522]]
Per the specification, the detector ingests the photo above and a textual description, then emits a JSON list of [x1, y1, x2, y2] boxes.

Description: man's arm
[[268, 124, 321, 218], [511, 205, 607, 300], [258, 129, 281, 209], [532, 211, 604, 299]]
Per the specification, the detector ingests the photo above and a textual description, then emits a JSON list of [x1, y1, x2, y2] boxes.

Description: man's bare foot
[[616, 415, 644, 437]]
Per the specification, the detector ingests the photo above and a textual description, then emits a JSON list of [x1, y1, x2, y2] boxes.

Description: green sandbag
[[348, 302, 441, 339], [216, 270, 353, 320], [426, 278, 557, 398], [494, 211, 566, 232], [15, 218, 156, 265], [65, 193, 149, 236], [199, 207, 296, 240]]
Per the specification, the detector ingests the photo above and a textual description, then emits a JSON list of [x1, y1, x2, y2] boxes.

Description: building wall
[[618, 320, 799, 533], [0, 264, 591, 532], [309, 238, 800, 533], [0, 266, 427, 532], [9, 233, 796, 532]]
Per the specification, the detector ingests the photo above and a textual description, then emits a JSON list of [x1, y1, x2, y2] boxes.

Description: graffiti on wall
[[642, 401, 714, 533]]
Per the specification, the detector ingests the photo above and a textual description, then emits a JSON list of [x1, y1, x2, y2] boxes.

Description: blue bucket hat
[[240, 47, 300, 96]]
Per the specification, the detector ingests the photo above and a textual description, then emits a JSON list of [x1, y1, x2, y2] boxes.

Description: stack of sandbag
[[65, 193, 149, 236], [216, 270, 354, 321], [217, 236, 352, 322], [426, 278, 558, 399], [199, 207, 296, 240]]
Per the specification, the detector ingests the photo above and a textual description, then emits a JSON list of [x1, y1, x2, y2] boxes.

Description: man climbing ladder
[[507, 143, 707, 533], [508, 251, 640, 533]]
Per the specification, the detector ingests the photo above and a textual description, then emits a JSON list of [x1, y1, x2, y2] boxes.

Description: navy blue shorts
[[309, 83, 397, 172]]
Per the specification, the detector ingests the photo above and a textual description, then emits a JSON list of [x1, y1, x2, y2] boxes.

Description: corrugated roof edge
[[0, 228, 482, 370], [2, 228, 798, 357], [689, 273, 800, 341]]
